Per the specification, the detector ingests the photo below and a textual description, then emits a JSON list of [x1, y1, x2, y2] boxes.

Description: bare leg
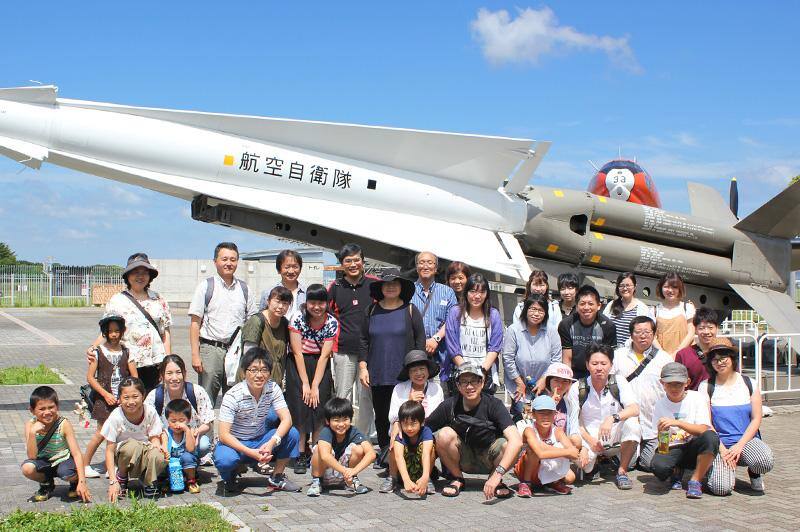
[[692, 453, 715, 481], [618, 441, 637, 475], [83, 423, 105, 467], [434, 428, 462, 478], [388, 446, 398, 478], [21, 463, 46, 483], [310, 447, 324, 477], [521, 451, 540, 483]]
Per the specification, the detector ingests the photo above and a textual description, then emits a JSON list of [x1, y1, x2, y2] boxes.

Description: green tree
[[791, 174, 800, 185], [0, 242, 16, 265]]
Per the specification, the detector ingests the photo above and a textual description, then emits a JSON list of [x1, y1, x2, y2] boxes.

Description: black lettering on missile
[[288, 162, 304, 181], [309, 165, 328, 185], [263, 157, 283, 177], [332, 169, 352, 189], [239, 152, 260, 172], [367, 179, 377, 190]]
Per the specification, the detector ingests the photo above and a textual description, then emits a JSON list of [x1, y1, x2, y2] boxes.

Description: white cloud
[[59, 228, 96, 240], [471, 7, 641, 73], [106, 184, 144, 204], [738, 136, 763, 147]]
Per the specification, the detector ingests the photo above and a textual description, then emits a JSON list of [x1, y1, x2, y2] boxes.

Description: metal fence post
[[48, 272, 53, 306], [10, 273, 14, 307], [85, 273, 90, 306]]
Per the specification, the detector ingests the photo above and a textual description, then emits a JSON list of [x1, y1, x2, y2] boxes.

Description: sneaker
[[187, 482, 201, 494], [143, 483, 159, 499], [750, 475, 765, 492], [544, 479, 572, 495], [33, 480, 55, 502], [615, 473, 633, 490], [670, 477, 683, 490], [426, 480, 436, 495], [349, 475, 369, 495], [307, 478, 322, 497], [84, 465, 101, 478], [199, 453, 214, 467], [224, 475, 243, 494], [267, 473, 301, 492], [379, 476, 396, 493], [516, 481, 533, 498], [686, 479, 703, 499], [293, 454, 309, 475]]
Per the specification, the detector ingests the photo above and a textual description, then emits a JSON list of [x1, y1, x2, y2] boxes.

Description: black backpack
[[578, 374, 621, 408]]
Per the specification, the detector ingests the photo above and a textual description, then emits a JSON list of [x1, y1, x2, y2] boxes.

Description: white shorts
[[321, 442, 356, 486], [581, 417, 641, 472]]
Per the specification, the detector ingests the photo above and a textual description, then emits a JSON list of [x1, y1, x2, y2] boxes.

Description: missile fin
[[734, 179, 800, 239], [0, 135, 48, 169], [58, 98, 535, 190], [687, 182, 738, 224], [0, 85, 57, 105], [729, 283, 800, 355]]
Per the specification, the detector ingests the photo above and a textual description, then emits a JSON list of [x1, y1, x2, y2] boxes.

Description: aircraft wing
[[729, 283, 800, 339], [687, 182, 738, 224], [49, 149, 532, 281]]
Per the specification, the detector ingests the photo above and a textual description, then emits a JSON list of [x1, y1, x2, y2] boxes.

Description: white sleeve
[[100, 413, 119, 442], [684, 301, 696, 320], [245, 283, 258, 318], [617, 376, 638, 408], [691, 391, 712, 427], [187, 281, 208, 318], [427, 382, 445, 417], [143, 389, 156, 408], [270, 385, 288, 412], [194, 386, 216, 425], [218, 390, 237, 424], [388, 384, 404, 425], [565, 394, 580, 436]]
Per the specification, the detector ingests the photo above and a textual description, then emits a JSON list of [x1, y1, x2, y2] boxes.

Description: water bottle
[[168, 456, 184, 492]]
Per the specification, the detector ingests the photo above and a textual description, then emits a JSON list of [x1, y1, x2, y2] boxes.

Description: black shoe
[[33, 480, 55, 502], [294, 454, 309, 475], [224, 475, 243, 494]]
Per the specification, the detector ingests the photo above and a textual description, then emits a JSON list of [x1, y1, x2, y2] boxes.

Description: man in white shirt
[[569, 344, 640, 490], [613, 316, 672, 471], [189, 242, 257, 408]]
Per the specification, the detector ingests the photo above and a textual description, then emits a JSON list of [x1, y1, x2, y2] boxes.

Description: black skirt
[[285, 353, 332, 435]]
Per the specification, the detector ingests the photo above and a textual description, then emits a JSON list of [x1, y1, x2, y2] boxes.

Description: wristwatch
[[494, 465, 507, 476], [271, 434, 282, 446], [433, 335, 442, 343], [612, 413, 621, 424]]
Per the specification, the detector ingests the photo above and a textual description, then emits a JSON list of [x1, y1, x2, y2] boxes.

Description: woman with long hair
[[286, 284, 339, 474], [654, 273, 695, 357], [445, 273, 504, 394], [602, 272, 653, 347]]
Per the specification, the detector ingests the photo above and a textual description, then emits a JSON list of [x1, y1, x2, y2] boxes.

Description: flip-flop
[[441, 477, 465, 497], [495, 481, 514, 499]]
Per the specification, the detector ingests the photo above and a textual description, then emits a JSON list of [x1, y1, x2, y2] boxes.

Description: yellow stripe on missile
[[590, 255, 601, 263], [593, 232, 604, 240], [553, 190, 564, 198], [593, 217, 606, 226], [223, 155, 235, 166], [598, 196, 607, 203], [546, 244, 559, 253]]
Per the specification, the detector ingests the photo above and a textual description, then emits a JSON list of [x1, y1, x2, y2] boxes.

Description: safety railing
[[719, 333, 759, 378], [757, 333, 800, 396]]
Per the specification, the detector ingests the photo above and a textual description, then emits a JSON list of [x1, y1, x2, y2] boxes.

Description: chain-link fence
[[0, 265, 124, 307]]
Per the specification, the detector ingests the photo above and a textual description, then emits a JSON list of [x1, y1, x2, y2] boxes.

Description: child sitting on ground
[[306, 397, 376, 497], [162, 399, 200, 494], [22, 386, 91, 502], [514, 395, 579, 497], [102, 377, 167, 501], [381, 400, 436, 495], [83, 315, 137, 478]]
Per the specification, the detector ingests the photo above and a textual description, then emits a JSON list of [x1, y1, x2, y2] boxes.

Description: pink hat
[[544, 362, 576, 383]]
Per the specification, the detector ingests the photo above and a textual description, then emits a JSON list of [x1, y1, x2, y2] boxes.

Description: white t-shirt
[[460, 315, 498, 385], [651, 390, 711, 447], [569, 376, 637, 434], [101, 404, 163, 444]]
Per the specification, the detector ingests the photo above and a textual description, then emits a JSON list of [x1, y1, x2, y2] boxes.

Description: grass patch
[[0, 501, 234, 531], [0, 365, 63, 385]]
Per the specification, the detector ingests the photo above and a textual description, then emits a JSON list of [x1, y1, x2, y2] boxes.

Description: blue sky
[[1, 1, 798, 265]]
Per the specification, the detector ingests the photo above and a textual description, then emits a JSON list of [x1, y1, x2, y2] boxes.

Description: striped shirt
[[219, 380, 287, 441], [411, 281, 456, 376]]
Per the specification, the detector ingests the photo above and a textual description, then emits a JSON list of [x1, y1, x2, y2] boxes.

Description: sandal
[[441, 477, 465, 497], [495, 481, 513, 499]]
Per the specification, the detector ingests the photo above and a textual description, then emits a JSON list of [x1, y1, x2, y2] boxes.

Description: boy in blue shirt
[[381, 400, 435, 495], [162, 399, 200, 493], [307, 397, 376, 496]]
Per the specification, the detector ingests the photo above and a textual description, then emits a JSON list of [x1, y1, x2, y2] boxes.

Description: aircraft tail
[[735, 179, 800, 239]]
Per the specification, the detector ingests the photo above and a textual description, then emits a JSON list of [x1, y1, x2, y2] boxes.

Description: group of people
[[20, 242, 774, 503]]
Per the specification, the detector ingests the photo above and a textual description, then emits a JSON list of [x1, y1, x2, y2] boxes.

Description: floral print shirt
[[104, 290, 172, 368]]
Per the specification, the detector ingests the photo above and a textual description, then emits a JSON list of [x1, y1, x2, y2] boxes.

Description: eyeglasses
[[246, 368, 270, 375], [458, 377, 483, 387], [527, 307, 546, 315], [711, 356, 731, 364], [632, 330, 654, 337], [342, 258, 362, 265], [618, 283, 635, 289]]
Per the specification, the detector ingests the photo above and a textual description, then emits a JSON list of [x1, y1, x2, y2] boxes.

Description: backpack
[[155, 382, 199, 417], [578, 374, 621, 409], [204, 277, 249, 309], [450, 399, 498, 450], [706, 374, 753, 400]]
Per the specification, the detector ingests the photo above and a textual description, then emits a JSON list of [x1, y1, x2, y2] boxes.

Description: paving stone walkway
[[1, 308, 799, 531]]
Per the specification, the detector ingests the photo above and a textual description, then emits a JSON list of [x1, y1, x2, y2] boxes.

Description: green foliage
[[0, 502, 233, 532], [0, 242, 16, 266], [792, 174, 800, 185], [0, 365, 63, 385]]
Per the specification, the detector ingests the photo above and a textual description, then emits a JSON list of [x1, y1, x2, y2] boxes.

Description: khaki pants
[[117, 440, 167, 485], [199, 343, 228, 408]]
